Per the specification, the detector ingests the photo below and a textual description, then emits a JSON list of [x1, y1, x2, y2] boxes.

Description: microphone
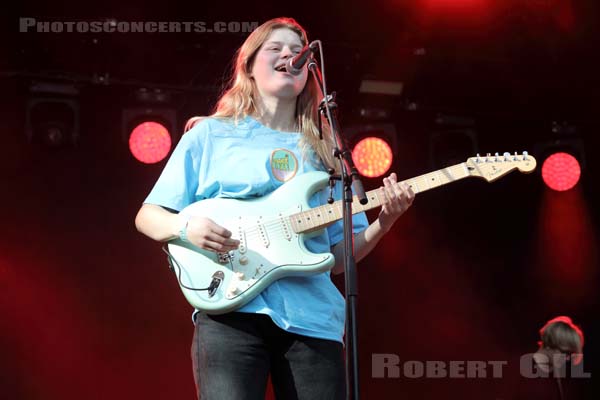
[[285, 41, 319, 76]]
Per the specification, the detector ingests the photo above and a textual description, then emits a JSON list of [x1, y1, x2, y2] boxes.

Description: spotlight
[[541, 152, 581, 192], [128, 121, 172, 164], [346, 123, 397, 178], [122, 88, 177, 164], [25, 82, 80, 149], [535, 122, 585, 192]]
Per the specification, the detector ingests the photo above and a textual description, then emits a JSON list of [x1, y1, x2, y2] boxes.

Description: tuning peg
[[476, 153, 482, 163], [503, 152, 510, 161], [522, 151, 529, 160]]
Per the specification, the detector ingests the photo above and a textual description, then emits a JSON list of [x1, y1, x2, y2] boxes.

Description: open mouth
[[274, 64, 287, 72]]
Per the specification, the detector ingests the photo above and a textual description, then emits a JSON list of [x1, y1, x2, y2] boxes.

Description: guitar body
[[164, 152, 536, 314], [167, 171, 334, 314]]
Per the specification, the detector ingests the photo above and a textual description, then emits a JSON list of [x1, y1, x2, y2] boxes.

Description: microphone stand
[[307, 43, 368, 400], [555, 376, 565, 400]]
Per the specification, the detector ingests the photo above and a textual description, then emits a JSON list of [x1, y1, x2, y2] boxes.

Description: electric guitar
[[166, 152, 536, 314]]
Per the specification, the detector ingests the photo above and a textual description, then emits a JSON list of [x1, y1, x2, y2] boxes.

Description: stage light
[[349, 77, 401, 177], [25, 82, 80, 149], [122, 88, 177, 164], [128, 121, 172, 164], [535, 122, 585, 192], [346, 123, 397, 178], [541, 152, 581, 192], [352, 137, 394, 178]]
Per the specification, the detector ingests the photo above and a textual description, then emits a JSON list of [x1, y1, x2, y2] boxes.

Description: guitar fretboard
[[289, 162, 472, 234]]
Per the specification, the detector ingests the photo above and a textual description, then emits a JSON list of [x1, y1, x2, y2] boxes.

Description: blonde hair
[[184, 17, 337, 171], [539, 316, 584, 364]]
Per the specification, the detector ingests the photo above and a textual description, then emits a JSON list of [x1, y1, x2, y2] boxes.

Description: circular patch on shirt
[[270, 148, 298, 182]]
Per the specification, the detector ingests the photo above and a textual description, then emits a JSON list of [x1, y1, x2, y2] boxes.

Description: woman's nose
[[280, 46, 294, 58]]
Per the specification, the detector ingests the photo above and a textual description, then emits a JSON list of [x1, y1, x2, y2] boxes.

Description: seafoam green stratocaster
[[166, 153, 536, 314]]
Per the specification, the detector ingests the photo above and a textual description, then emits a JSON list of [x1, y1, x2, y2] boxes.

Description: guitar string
[[191, 159, 532, 247], [236, 196, 370, 240], [231, 185, 387, 242], [234, 157, 532, 243], [235, 158, 522, 240], [233, 184, 399, 241], [236, 171, 444, 235], [218, 165, 469, 242]]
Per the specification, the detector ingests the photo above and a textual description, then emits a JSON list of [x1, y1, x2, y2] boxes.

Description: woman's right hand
[[185, 216, 241, 253]]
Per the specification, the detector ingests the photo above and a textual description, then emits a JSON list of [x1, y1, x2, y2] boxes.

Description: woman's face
[[250, 28, 309, 100]]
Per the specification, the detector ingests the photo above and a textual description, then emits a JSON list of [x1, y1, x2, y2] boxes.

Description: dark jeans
[[191, 312, 345, 400]]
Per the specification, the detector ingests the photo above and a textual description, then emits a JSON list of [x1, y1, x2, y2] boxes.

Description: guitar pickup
[[279, 214, 292, 241], [257, 216, 270, 248], [237, 225, 247, 254]]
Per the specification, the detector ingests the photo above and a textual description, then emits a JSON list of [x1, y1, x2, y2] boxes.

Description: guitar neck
[[290, 162, 472, 234]]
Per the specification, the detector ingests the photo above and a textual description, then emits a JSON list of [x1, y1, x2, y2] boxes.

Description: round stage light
[[128, 121, 172, 164], [541, 152, 581, 191], [352, 137, 393, 178]]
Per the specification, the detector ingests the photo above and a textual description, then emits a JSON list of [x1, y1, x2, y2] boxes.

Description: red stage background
[[2, 1, 598, 398]]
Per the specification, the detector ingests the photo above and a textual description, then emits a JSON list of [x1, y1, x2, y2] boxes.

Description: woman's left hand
[[377, 172, 415, 232]]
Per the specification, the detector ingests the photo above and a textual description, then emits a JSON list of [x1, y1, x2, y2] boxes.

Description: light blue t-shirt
[[144, 116, 369, 343]]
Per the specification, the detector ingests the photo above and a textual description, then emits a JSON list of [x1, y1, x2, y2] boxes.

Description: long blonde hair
[[185, 17, 337, 171]]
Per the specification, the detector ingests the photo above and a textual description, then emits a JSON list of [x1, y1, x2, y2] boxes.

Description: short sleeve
[[143, 122, 207, 211]]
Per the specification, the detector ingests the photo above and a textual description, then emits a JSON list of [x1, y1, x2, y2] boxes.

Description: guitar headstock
[[465, 152, 537, 182]]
